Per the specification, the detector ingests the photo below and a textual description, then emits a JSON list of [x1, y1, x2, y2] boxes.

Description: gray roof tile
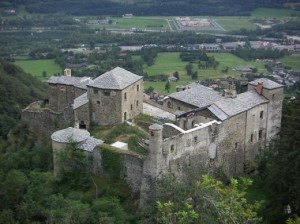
[[48, 76, 92, 90], [78, 137, 103, 152], [208, 90, 269, 120], [169, 84, 223, 108], [249, 78, 283, 89], [88, 67, 143, 90], [51, 127, 90, 143], [73, 93, 89, 110]]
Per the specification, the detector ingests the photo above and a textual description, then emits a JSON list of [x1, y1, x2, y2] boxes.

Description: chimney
[[64, 68, 71, 77], [256, 82, 263, 95], [224, 83, 237, 98]]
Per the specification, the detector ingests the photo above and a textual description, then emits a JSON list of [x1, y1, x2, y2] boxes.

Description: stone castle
[[22, 67, 284, 204]]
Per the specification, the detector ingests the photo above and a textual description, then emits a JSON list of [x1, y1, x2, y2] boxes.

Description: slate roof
[[208, 90, 269, 120], [73, 93, 89, 110], [248, 78, 283, 89], [78, 137, 103, 152], [51, 127, 90, 143], [48, 76, 92, 90], [88, 67, 142, 90], [169, 84, 222, 109], [51, 127, 103, 152]]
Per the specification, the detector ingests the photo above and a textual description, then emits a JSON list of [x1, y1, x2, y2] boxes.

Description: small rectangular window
[[137, 84, 139, 91], [259, 130, 263, 140], [250, 134, 253, 142], [130, 104, 133, 110], [104, 91, 110, 96], [124, 92, 127, 101], [94, 89, 98, 94], [178, 106, 181, 110], [235, 142, 238, 149], [194, 136, 197, 143], [170, 145, 174, 152], [97, 100, 100, 104], [136, 101, 139, 107], [260, 111, 264, 119]]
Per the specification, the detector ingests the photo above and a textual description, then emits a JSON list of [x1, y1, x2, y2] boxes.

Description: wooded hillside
[[0, 60, 47, 138]]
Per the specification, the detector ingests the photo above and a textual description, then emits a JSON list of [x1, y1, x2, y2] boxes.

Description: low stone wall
[[21, 101, 74, 138]]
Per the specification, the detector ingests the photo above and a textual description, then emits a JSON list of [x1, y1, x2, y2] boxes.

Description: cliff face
[[0, 61, 47, 138]]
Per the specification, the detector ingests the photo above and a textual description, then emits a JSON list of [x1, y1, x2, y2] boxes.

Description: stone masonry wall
[[21, 101, 74, 138], [121, 79, 144, 122], [88, 88, 123, 126], [74, 103, 90, 129]]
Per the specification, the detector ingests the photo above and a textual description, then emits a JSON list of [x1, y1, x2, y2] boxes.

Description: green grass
[[13, 59, 62, 78], [144, 52, 188, 76], [213, 16, 256, 31], [89, 17, 170, 30], [143, 52, 269, 93], [252, 7, 300, 18], [280, 54, 300, 69]]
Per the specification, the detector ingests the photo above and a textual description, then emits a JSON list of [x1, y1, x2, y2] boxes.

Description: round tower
[[51, 127, 90, 177], [149, 123, 163, 158], [139, 124, 163, 207]]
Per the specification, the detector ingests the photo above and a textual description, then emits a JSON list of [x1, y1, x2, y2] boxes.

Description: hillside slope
[[0, 60, 47, 137], [7, 0, 286, 16]]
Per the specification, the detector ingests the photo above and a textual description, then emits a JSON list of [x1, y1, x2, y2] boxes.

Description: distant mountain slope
[[7, 0, 287, 16], [0, 60, 47, 137]]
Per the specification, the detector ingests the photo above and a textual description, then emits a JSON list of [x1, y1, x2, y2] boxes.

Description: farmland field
[[251, 7, 300, 18], [280, 54, 300, 69], [212, 16, 256, 31], [88, 17, 170, 30], [13, 59, 62, 78], [143, 52, 268, 93]]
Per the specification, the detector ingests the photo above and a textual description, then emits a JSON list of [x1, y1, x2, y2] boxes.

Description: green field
[[280, 54, 300, 69], [89, 17, 170, 30], [252, 7, 300, 18], [143, 52, 269, 93], [213, 16, 256, 31], [14, 59, 62, 78], [144, 52, 267, 78]]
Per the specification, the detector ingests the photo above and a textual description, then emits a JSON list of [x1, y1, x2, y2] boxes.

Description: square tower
[[87, 67, 143, 126]]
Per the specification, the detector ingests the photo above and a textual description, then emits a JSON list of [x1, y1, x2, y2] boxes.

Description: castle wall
[[244, 103, 268, 168], [121, 154, 143, 193], [92, 146, 143, 193], [155, 113, 248, 180], [164, 97, 197, 112], [21, 101, 74, 137], [88, 88, 123, 126], [121, 80, 144, 122], [177, 109, 218, 130], [88, 79, 143, 126], [49, 84, 85, 113], [263, 88, 284, 142], [52, 141, 69, 177], [74, 103, 90, 129], [247, 84, 284, 142], [215, 112, 247, 177]]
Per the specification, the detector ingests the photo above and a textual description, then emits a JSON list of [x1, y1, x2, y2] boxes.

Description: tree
[[145, 86, 154, 94], [155, 175, 262, 224], [173, 71, 179, 81], [185, 63, 193, 76], [165, 81, 170, 93], [259, 84, 300, 223], [191, 71, 198, 80]]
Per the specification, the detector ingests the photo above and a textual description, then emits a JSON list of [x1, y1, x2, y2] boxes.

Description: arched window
[[124, 112, 127, 121]]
